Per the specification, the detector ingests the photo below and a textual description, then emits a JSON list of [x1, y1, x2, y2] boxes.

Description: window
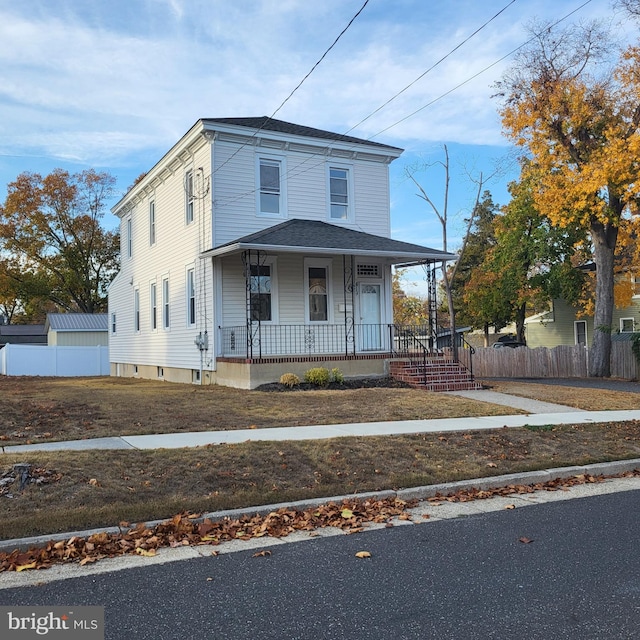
[[621, 318, 635, 333], [149, 200, 156, 245], [329, 167, 350, 219], [126, 217, 132, 258], [250, 264, 272, 321], [111, 312, 116, 334], [574, 321, 587, 345], [134, 288, 140, 332], [306, 265, 330, 322], [150, 282, 157, 330], [185, 170, 194, 224], [187, 268, 196, 326], [258, 158, 282, 215], [162, 278, 170, 329]]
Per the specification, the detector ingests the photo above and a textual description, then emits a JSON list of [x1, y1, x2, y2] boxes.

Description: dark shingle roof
[[204, 219, 456, 263], [203, 117, 403, 153]]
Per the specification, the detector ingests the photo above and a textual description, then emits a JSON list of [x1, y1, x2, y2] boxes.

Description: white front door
[[359, 283, 382, 350]]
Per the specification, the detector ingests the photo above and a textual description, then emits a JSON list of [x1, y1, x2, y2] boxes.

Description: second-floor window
[[126, 217, 132, 258], [149, 200, 156, 245], [258, 158, 282, 215], [329, 167, 350, 220], [185, 170, 194, 224], [187, 268, 196, 326]]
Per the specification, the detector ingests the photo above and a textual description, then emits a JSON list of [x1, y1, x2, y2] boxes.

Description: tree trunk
[[515, 302, 527, 344], [589, 220, 618, 377], [442, 267, 458, 361]]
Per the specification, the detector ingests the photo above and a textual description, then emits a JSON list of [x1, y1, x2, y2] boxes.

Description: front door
[[359, 283, 382, 350]]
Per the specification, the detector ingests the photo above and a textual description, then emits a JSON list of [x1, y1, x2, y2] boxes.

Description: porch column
[[343, 254, 356, 356]]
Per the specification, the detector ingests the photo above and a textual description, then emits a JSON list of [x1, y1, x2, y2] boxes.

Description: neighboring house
[[0, 324, 46, 347], [45, 313, 109, 346], [108, 117, 460, 389], [525, 297, 640, 348]]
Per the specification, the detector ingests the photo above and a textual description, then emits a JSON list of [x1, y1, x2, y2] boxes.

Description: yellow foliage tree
[[497, 22, 640, 377]]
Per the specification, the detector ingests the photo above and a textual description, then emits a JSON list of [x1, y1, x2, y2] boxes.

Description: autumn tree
[[0, 169, 120, 314], [496, 21, 640, 377], [392, 269, 430, 325]]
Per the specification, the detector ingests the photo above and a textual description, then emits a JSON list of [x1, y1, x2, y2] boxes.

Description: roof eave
[[201, 242, 457, 263]]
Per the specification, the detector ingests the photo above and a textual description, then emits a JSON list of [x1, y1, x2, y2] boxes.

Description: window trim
[[185, 170, 194, 225], [249, 257, 278, 323], [150, 281, 157, 331], [620, 317, 635, 333], [304, 258, 333, 324], [126, 216, 132, 258], [327, 163, 354, 222], [186, 266, 196, 327], [133, 287, 140, 333], [149, 199, 156, 246], [162, 277, 170, 330], [574, 320, 587, 345], [256, 155, 287, 218]]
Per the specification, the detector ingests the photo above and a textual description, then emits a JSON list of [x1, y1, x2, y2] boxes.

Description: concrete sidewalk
[[3, 386, 639, 453]]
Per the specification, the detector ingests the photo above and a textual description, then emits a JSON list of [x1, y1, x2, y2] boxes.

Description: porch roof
[[201, 219, 457, 265]]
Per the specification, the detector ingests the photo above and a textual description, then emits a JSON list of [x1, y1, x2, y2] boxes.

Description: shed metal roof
[[45, 314, 108, 332]]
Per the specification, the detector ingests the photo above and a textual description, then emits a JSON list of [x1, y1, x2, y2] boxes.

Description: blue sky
[[0, 0, 632, 294]]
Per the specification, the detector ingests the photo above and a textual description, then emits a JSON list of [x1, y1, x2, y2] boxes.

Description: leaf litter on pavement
[[2, 469, 639, 573]]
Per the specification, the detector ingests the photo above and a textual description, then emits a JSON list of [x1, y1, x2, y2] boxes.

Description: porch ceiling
[[201, 219, 457, 265]]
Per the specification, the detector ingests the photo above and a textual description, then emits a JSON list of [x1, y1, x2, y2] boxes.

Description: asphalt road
[[1, 490, 639, 640]]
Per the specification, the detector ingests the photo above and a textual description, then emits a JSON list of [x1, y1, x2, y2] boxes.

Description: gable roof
[[45, 313, 108, 332], [203, 117, 403, 153], [202, 219, 456, 265]]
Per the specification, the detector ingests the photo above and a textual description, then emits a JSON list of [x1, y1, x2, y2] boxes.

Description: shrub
[[303, 367, 330, 387], [279, 373, 300, 388], [330, 368, 344, 384]]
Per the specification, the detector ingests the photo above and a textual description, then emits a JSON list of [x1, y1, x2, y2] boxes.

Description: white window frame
[[256, 155, 286, 218], [304, 258, 333, 324], [150, 281, 157, 331], [134, 287, 140, 333], [162, 277, 170, 330], [185, 170, 194, 225], [620, 317, 635, 333], [149, 199, 156, 246], [249, 257, 278, 323], [574, 320, 587, 345], [126, 217, 132, 258], [327, 163, 354, 221], [186, 266, 196, 327]]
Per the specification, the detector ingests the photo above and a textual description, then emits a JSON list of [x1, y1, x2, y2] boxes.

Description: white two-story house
[[108, 117, 460, 388]]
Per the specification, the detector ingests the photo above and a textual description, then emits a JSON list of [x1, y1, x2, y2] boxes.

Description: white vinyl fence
[[0, 344, 109, 377]]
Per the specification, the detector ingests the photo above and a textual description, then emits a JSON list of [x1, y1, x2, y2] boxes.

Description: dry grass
[[482, 380, 640, 411], [3, 375, 640, 541], [3, 419, 640, 540], [1, 376, 519, 446]]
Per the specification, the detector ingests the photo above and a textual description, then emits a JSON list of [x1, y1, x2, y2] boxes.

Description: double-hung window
[[250, 263, 273, 321], [185, 170, 194, 224], [329, 167, 350, 220], [305, 259, 332, 323], [187, 268, 196, 326], [150, 282, 157, 331], [111, 312, 116, 334], [149, 200, 156, 245], [134, 288, 140, 332], [126, 217, 132, 258], [162, 278, 170, 329], [258, 158, 283, 216]]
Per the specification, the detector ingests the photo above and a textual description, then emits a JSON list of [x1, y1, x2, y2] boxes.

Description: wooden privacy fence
[[471, 343, 638, 380]]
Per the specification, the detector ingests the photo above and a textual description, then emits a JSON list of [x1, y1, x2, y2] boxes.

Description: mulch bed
[[254, 376, 411, 392]]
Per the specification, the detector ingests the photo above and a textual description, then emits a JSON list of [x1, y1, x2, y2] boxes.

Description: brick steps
[[389, 359, 482, 392]]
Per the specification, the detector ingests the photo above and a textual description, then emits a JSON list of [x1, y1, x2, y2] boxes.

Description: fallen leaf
[[355, 551, 371, 559], [505, 504, 516, 510], [487, 463, 498, 468], [16, 561, 37, 572], [341, 508, 354, 519], [252, 550, 272, 558], [88, 478, 100, 486], [518, 537, 534, 544], [135, 548, 157, 557]]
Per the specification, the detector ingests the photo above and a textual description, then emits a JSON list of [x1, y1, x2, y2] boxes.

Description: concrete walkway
[[3, 389, 639, 453]]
